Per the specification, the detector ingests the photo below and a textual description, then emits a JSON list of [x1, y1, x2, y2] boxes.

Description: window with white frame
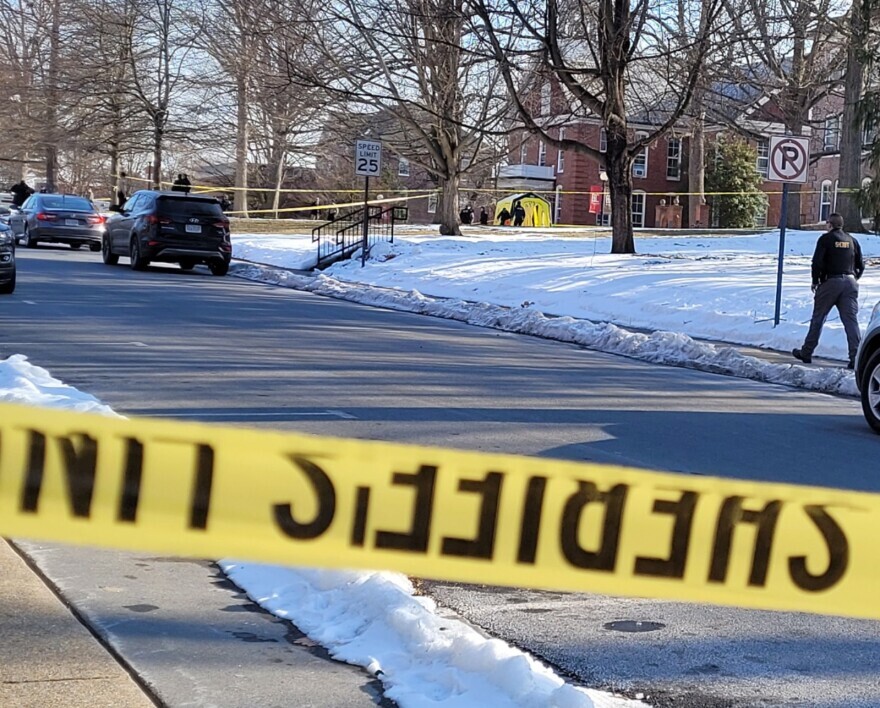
[[819, 180, 833, 221], [863, 125, 876, 147], [427, 192, 438, 214], [538, 140, 547, 167], [824, 116, 841, 151], [862, 177, 872, 219], [834, 179, 839, 211], [398, 158, 410, 177], [632, 133, 648, 178], [519, 140, 528, 164], [631, 191, 646, 228], [756, 139, 769, 177], [599, 128, 607, 153], [557, 128, 565, 173], [541, 82, 551, 115], [554, 186, 563, 223], [666, 138, 681, 180]]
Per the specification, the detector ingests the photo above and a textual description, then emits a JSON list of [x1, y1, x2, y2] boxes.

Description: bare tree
[[837, 0, 878, 231], [470, 0, 722, 253], [714, 0, 846, 228], [291, 0, 507, 235]]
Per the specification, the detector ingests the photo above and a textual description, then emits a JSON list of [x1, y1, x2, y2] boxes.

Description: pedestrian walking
[[497, 207, 511, 226], [793, 213, 865, 369], [512, 201, 526, 227], [479, 206, 489, 225], [459, 204, 474, 225], [8, 180, 34, 207]]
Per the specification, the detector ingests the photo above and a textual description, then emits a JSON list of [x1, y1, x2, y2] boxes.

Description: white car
[[855, 301, 880, 432]]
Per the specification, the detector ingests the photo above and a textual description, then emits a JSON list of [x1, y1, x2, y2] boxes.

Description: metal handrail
[[312, 206, 405, 268]]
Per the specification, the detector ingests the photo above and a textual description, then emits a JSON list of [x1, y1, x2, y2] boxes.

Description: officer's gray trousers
[[801, 275, 861, 360]]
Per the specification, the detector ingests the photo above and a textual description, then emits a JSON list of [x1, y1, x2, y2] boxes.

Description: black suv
[[103, 190, 232, 275]]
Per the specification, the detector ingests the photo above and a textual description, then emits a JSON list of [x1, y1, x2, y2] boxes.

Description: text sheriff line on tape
[[0, 402, 875, 619]]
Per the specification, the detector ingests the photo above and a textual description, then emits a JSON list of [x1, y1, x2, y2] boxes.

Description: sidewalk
[[0, 539, 156, 708]]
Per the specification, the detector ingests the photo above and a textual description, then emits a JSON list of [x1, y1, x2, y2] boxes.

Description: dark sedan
[[10, 194, 105, 251]]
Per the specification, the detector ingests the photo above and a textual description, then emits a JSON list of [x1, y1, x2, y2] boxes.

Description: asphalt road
[[3, 247, 880, 707]]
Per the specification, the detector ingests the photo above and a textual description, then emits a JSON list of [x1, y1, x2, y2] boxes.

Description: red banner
[[588, 186, 603, 214]]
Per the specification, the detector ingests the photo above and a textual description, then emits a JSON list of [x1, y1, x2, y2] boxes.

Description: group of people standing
[[459, 204, 490, 226]]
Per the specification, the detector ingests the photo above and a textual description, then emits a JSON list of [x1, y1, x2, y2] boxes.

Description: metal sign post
[[768, 136, 810, 327], [355, 140, 382, 267]]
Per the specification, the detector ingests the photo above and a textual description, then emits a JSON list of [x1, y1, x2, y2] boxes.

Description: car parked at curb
[[102, 190, 232, 275], [854, 303, 880, 432], [8, 193, 105, 250], [0, 221, 16, 293]]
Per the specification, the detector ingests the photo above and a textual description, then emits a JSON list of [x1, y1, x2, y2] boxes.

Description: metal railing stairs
[[311, 206, 405, 269]]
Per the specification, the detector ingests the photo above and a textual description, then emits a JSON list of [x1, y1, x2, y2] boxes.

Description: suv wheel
[[860, 350, 880, 434], [179, 259, 195, 271], [102, 236, 118, 265], [129, 237, 149, 271], [22, 226, 36, 248], [209, 261, 229, 276]]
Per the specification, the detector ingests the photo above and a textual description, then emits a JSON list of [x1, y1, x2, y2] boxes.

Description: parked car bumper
[[142, 245, 232, 264], [31, 225, 105, 245], [854, 301, 880, 392]]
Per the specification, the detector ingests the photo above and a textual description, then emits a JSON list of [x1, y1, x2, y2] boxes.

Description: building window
[[599, 128, 607, 153], [398, 158, 410, 177], [819, 180, 833, 221], [861, 177, 872, 219], [666, 138, 681, 180], [427, 192, 438, 214], [824, 116, 840, 151], [554, 186, 563, 224], [538, 141, 547, 167], [834, 179, 839, 210], [631, 191, 646, 228], [557, 128, 565, 173], [863, 125, 876, 147], [632, 133, 648, 178], [519, 139, 528, 164], [541, 82, 551, 115], [756, 139, 769, 177]]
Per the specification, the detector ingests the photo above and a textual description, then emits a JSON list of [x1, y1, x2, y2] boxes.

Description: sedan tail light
[[87, 215, 106, 225], [36, 212, 57, 221]]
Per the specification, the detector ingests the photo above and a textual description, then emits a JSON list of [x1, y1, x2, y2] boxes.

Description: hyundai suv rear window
[[157, 197, 223, 218], [42, 196, 93, 211]]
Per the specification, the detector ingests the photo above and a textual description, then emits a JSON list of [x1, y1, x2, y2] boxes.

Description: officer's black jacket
[[811, 227, 865, 286]]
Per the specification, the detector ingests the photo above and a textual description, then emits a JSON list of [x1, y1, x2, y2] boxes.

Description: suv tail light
[[213, 219, 229, 229], [146, 215, 172, 225], [36, 212, 57, 221]]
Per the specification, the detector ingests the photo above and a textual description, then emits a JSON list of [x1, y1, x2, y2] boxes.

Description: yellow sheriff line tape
[[0, 401, 873, 619]]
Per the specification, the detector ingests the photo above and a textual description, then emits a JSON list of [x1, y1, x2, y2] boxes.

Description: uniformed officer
[[793, 213, 865, 368]]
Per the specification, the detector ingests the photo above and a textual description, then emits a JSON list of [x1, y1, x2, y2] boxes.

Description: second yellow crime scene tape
[[0, 401, 873, 619]]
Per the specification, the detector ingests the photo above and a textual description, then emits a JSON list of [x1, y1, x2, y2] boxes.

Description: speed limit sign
[[355, 140, 382, 177]]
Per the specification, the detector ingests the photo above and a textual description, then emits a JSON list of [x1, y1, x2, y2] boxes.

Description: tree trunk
[[152, 121, 163, 190], [437, 174, 461, 235], [271, 151, 284, 218], [109, 147, 119, 207], [44, 0, 61, 192], [688, 108, 705, 228], [607, 134, 635, 254], [838, 1, 866, 232], [234, 76, 249, 216]]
